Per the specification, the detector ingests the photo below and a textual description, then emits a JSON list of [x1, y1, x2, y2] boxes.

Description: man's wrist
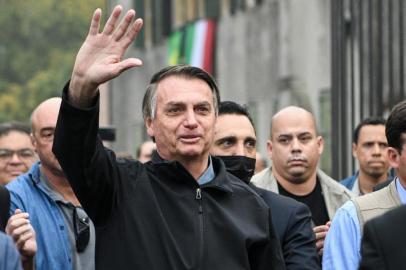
[[69, 75, 99, 108]]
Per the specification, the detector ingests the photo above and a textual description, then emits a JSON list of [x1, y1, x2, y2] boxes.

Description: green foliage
[[0, 0, 105, 123]]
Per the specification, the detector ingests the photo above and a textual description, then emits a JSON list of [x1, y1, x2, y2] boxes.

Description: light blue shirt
[[322, 178, 406, 270], [197, 156, 215, 185]]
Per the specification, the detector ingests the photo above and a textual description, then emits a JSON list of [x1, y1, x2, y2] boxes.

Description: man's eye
[[0, 151, 11, 158], [18, 150, 35, 158], [300, 136, 311, 143], [167, 107, 181, 114], [195, 106, 210, 114], [278, 138, 289, 144], [246, 141, 256, 149], [221, 140, 233, 147]]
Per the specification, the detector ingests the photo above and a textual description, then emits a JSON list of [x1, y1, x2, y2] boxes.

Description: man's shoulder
[[6, 171, 35, 193], [251, 167, 275, 190], [318, 169, 354, 197], [339, 173, 357, 189], [6, 164, 42, 204], [352, 180, 399, 209]]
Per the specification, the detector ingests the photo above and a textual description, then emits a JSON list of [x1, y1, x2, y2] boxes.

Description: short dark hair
[[218, 101, 255, 131], [386, 100, 406, 151], [0, 121, 31, 138], [142, 65, 220, 121], [353, 117, 386, 144]]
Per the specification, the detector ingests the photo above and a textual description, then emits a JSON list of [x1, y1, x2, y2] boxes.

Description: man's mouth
[[179, 135, 201, 143]]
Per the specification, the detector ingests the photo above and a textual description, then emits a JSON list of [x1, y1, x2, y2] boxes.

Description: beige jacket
[[252, 167, 354, 219], [353, 179, 401, 232]]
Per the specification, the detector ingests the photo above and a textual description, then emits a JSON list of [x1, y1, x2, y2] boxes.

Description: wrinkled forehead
[[156, 76, 214, 103], [215, 114, 256, 140]]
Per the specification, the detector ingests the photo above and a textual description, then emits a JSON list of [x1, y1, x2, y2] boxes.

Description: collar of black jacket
[[150, 151, 234, 193]]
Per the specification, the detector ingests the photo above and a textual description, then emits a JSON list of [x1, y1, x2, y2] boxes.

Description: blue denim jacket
[[6, 162, 72, 270], [0, 232, 22, 270]]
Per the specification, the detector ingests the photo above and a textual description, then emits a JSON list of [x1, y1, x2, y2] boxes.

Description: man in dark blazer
[[359, 205, 406, 270], [211, 101, 320, 270]]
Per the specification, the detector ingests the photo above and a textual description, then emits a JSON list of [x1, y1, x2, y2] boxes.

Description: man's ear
[[266, 140, 273, 160], [352, 143, 358, 158], [30, 133, 38, 152], [145, 118, 154, 138], [388, 147, 400, 169], [317, 136, 324, 155]]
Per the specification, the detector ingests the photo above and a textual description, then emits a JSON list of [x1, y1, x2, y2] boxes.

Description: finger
[[119, 58, 143, 71], [313, 225, 328, 233], [6, 216, 30, 233], [122, 18, 143, 48], [315, 231, 327, 240], [103, 5, 123, 35], [12, 223, 33, 238], [315, 239, 324, 249], [89, 8, 102, 36], [8, 213, 29, 225], [318, 248, 324, 256], [113, 9, 136, 41], [16, 231, 34, 249], [14, 209, 22, 215]]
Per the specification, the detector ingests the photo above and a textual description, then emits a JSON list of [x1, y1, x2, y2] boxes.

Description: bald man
[[252, 106, 354, 256], [6, 98, 95, 270], [136, 141, 156, 163]]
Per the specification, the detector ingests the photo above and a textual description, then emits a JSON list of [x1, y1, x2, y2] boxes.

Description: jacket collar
[[150, 151, 233, 193]]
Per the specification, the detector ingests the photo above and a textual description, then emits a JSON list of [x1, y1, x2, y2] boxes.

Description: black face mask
[[217, 155, 256, 184]]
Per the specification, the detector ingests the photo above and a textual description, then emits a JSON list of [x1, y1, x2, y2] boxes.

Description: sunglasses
[[73, 207, 90, 253]]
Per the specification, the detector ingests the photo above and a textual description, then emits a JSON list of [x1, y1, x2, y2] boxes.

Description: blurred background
[[0, 0, 405, 179]]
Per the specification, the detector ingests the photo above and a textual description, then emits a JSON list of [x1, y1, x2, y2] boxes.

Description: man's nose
[[184, 110, 198, 128], [234, 143, 246, 156], [9, 153, 23, 163], [291, 138, 301, 151], [372, 143, 382, 155]]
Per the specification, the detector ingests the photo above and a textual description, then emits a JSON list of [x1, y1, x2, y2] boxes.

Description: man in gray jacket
[[252, 106, 353, 255]]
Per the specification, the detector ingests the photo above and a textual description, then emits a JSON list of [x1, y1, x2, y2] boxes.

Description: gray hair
[[142, 65, 220, 121]]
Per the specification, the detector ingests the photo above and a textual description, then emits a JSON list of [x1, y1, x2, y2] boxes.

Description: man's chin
[[287, 170, 308, 183]]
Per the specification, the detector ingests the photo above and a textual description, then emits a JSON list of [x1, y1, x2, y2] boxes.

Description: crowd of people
[[0, 5, 405, 270]]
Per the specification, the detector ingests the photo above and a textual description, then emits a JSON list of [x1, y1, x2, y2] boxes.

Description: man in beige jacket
[[252, 106, 353, 256]]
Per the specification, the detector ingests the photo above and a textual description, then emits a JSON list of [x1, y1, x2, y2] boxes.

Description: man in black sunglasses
[[6, 98, 95, 270]]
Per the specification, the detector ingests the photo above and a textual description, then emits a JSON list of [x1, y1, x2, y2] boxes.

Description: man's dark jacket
[[359, 205, 406, 270], [251, 185, 320, 270], [53, 88, 285, 270]]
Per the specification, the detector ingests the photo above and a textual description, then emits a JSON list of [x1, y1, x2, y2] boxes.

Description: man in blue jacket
[[6, 98, 95, 270]]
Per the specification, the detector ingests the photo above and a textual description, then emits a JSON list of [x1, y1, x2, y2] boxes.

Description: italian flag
[[168, 19, 216, 75]]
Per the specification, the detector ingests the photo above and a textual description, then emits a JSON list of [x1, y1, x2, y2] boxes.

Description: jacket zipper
[[196, 188, 204, 268]]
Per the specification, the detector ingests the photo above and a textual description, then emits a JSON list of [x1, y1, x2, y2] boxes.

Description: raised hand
[[6, 209, 37, 263], [69, 5, 144, 107]]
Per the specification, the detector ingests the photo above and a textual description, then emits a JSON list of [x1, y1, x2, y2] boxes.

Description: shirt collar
[[395, 177, 406, 204], [197, 156, 214, 185], [352, 176, 362, 196]]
